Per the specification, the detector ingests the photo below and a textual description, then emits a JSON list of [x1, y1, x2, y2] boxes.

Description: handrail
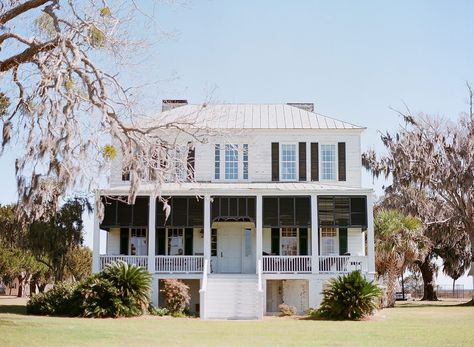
[[257, 259, 263, 292]]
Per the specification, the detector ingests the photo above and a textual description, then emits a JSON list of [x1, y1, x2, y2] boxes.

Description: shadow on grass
[[0, 305, 27, 315], [395, 300, 473, 308]]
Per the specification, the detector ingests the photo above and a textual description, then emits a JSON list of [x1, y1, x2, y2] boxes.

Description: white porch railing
[[262, 256, 312, 273], [318, 256, 368, 273], [155, 256, 205, 273], [99, 255, 148, 270]]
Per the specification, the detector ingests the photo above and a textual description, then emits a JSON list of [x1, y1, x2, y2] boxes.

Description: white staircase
[[203, 275, 261, 319]]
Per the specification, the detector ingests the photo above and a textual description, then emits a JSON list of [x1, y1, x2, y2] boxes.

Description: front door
[[217, 225, 242, 273]]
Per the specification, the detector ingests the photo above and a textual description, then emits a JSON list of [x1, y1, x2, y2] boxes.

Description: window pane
[[280, 144, 297, 180], [321, 144, 336, 180], [225, 144, 238, 179]]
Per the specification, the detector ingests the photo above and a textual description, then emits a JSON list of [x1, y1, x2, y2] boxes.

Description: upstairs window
[[280, 143, 297, 181], [321, 144, 336, 180], [225, 144, 239, 179]]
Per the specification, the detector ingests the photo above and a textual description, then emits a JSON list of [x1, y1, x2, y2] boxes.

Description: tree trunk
[[38, 283, 47, 293], [17, 275, 23, 298], [386, 257, 398, 307], [418, 258, 438, 301]]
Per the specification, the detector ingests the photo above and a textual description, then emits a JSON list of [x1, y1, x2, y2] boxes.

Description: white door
[[217, 226, 242, 273], [131, 237, 147, 256]]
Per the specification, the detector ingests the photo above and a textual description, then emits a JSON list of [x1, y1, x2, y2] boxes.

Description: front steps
[[203, 274, 262, 319]]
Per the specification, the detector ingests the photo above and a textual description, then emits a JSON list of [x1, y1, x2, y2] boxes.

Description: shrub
[[26, 282, 80, 316], [314, 271, 382, 320], [149, 306, 169, 316], [278, 303, 297, 316], [160, 279, 190, 314], [27, 261, 152, 318], [77, 261, 152, 318]]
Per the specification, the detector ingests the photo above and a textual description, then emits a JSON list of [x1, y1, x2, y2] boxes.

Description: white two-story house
[[92, 100, 375, 319]]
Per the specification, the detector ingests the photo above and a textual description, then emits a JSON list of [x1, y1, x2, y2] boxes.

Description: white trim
[[310, 194, 319, 273], [148, 196, 156, 273], [92, 191, 101, 273]]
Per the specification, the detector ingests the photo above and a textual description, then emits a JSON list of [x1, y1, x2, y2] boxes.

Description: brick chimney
[[287, 102, 314, 112], [162, 99, 188, 112]]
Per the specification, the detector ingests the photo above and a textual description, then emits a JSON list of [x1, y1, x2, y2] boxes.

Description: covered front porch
[[92, 183, 375, 277]]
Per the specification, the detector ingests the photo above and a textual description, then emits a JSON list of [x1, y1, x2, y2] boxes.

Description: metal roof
[[100, 182, 373, 196], [141, 104, 364, 130]]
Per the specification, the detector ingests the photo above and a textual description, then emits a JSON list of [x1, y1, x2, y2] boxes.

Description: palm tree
[[375, 209, 430, 307]]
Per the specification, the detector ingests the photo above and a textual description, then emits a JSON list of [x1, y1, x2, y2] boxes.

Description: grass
[[0, 296, 473, 347]]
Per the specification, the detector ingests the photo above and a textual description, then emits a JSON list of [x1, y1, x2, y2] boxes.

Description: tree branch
[[0, 0, 53, 26], [0, 38, 58, 72]]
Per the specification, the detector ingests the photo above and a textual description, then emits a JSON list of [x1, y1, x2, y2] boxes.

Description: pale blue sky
[[1, 1, 473, 287]]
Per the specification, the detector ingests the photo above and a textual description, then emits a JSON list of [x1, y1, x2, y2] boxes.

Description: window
[[214, 144, 220, 179], [167, 228, 184, 255], [281, 227, 298, 255], [280, 144, 297, 181], [173, 147, 187, 181], [321, 144, 336, 180], [243, 144, 249, 180], [321, 227, 337, 255], [225, 144, 239, 179]]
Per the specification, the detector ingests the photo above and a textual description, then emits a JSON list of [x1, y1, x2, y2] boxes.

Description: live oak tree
[[1, 1, 213, 224], [0, 204, 50, 296], [28, 198, 89, 282], [363, 88, 474, 300]]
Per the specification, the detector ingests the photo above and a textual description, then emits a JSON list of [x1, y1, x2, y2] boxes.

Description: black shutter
[[271, 228, 280, 255], [311, 143, 319, 181], [157, 228, 166, 255], [299, 228, 308, 255], [120, 228, 129, 255], [187, 143, 195, 181], [271, 143, 279, 181], [339, 228, 348, 255], [299, 142, 307, 181], [338, 142, 346, 181], [184, 228, 193, 255]]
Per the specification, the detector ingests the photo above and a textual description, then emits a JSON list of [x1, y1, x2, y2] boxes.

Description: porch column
[[256, 195, 263, 273], [310, 194, 319, 274], [92, 192, 101, 273], [148, 195, 156, 273], [203, 195, 211, 274], [151, 277, 159, 307], [367, 194, 376, 275]]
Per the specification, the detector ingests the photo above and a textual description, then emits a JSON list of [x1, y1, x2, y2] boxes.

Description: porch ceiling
[[98, 182, 373, 196]]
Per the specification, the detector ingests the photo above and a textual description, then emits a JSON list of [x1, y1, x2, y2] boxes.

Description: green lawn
[[0, 297, 473, 347]]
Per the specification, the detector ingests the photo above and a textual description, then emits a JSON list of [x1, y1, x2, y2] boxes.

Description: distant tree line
[[0, 199, 92, 297]]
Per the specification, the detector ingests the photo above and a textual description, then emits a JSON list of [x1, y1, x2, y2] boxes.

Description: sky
[[1, 0, 473, 288]]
